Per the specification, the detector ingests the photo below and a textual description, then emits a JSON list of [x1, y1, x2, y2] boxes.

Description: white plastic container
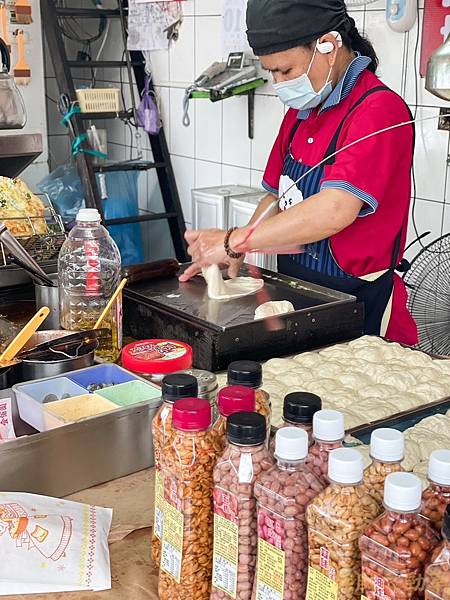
[[13, 376, 87, 432]]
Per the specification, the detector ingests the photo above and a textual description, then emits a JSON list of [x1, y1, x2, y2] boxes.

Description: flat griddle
[[124, 265, 364, 371]]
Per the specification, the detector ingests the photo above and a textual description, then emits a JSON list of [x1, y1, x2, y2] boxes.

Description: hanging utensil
[[9, 255, 56, 287], [20, 328, 109, 360], [94, 278, 127, 330], [0, 306, 50, 364]]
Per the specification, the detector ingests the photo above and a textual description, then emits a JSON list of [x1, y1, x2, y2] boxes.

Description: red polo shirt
[[263, 69, 418, 345]]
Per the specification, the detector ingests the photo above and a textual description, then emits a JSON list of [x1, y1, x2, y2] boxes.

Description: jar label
[[256, 508, 285, 600], [306, 566, 338, 600], [361, 565, 397, 599], [212, 487, 239, 598], [238, 452, 254, 483], [154, 470, 164, 540], [128, 340, 187, 362], [160, 499, 184, 583]]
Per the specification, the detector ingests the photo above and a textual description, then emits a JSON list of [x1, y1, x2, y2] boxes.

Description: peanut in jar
[[307, 409, 345, 481], [151, 374, 198, 566], [211, 386, 256, 456], [360, 473, 440, 600], [363, 428, 405, 506], [158, 398, 221, 600], [227, 361, 271, 435], [421, 451, 450, 533], [253, 428, 325, 600], [269, 392, 321, 453], [424, 505, 450, 600], [211, 412, 272, 600], [306, 448, 381, 600]]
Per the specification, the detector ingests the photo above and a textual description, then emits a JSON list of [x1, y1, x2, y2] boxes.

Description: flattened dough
[[255, 300, 294, 320], [203, 265, 264, 300]]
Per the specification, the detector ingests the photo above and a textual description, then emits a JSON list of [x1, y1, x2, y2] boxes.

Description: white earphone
[[316, 31, 343, 54]]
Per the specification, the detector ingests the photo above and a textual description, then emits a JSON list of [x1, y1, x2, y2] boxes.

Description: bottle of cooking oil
[[58, 208, 122, 362]]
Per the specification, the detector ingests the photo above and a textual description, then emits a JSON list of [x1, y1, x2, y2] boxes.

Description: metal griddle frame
[[124, 267, 365, 372]]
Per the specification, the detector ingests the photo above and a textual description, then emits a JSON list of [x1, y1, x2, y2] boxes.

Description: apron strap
[[287, 119, 302, 148], [324, 85, 390, 165]]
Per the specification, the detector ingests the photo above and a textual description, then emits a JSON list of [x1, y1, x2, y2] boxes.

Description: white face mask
[[273, 44, 333, 110]]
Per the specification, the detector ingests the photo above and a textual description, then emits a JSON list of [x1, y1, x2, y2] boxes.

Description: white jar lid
[[313, 409, 345, 442], [76, 208, 101, 222], [328, 448, 363, 484], [428, 449, 450, 486], [384, 472, 422, 512], [275, 427, 308, 461], [370, 428, 404, 462]]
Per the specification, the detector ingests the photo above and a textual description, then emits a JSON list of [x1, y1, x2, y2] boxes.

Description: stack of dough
[[217, 336, 450, 429]]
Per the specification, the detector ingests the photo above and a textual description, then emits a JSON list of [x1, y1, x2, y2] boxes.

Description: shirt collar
[[297, 54, 372, 121]]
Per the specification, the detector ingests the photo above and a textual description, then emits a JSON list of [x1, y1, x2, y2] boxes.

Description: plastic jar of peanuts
[[421, 450, 450, 533], [360, 472, 440, 600], [158, 398, 221, 600], [151, 374, 198, 566], [211, 412, 273, 600], [269, 392, 322, 452], [307, 409, 345, 481], [227, 361, 271, 435], [212, 386, 256, 454], [306, 448, 381, 600], [363, 428, 405, 506], [424, 504, 450, 600], [253, 427, 325, 600]]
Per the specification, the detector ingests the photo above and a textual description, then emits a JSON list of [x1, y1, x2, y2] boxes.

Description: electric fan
[[404, 234, 450, 357]]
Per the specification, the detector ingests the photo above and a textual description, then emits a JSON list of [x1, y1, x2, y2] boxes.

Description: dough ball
[[337, 372, 372, 390], [386, 394, 420, 413], [319, 360, 346, 377], [254, 300, 294, 320], [352, 346, 386, 364], [292, 352, 322, 368], [402, 350, 433, 368], [413, 382, 448, 402], [359, 384, 395, 399], [348, 336, 385, 348], [355, 398, 397, 422], [413, 415, 450, 438], [264, 358, 293, 374], [319, 346, 352, 361], [402, 440, 423, 471], [329, 392, 358, 410], [379, 371, 421, 392]]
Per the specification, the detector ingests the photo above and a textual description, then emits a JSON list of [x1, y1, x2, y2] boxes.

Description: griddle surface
[[127, 270, 340, 330]]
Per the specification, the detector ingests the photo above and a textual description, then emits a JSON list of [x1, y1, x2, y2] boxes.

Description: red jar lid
[[122, 339, 193, 375], [172, 398, 211, 431], [218, 385, 256, 417]]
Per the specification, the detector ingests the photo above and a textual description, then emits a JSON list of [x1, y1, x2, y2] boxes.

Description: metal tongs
[[0, 222, 56, 287], [19, 329, 109, 361]]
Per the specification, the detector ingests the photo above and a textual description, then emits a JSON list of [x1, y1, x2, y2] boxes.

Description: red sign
[[420, 0, 450, 77]]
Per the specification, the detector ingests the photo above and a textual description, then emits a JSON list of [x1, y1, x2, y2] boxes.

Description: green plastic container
[[96, 380, 161, 407]]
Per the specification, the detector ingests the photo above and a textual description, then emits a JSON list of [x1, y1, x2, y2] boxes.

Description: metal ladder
[[41, 0, 188, 263]]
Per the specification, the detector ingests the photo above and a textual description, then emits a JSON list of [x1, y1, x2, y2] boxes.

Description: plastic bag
[[137, 76, 161, 135], [38, 165, 144, 266], [0, 492, 112, 595]]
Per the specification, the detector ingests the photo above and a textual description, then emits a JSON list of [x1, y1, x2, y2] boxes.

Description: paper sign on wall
[[222, 0, 253, 58]]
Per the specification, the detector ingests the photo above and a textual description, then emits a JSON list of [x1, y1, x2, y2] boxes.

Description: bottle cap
[[218, 386, 256, 417], [227, 412, 266, 445], [162, 374, 198, 403], [275, 427, 309, 461], [172, 398, 211, 431], [227, 361, 262, 388], [313, 409, 345, 442], [328, 448, 364, 484], [384, 472, 422, 512], [428, 449, 450, 486], [370, 428, 405, 462], [443, 504, 450, 539], [283, 392, 322, 424], [76, 208, 101, 223]]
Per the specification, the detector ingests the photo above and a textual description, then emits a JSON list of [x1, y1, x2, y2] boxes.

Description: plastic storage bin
[[67, 364, 137, 390], [96, 380, 161, 407], [13, 377, 87, 432]]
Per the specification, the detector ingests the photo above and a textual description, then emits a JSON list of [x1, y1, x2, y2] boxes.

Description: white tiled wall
[[45, 0, 450, 263]]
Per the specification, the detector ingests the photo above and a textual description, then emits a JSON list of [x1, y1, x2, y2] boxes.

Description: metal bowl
[[18, 330, 97, 381]]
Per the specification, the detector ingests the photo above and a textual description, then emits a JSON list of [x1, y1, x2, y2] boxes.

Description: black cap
[[227, 361, 262, 388], [283, 392, 322, 424], [227, 412, 266, 445], [444, 504, 450, 539], [162, 374, 198, 403]]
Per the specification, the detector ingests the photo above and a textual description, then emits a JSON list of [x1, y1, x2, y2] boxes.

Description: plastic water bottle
[[58, 208, 122, 362]]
